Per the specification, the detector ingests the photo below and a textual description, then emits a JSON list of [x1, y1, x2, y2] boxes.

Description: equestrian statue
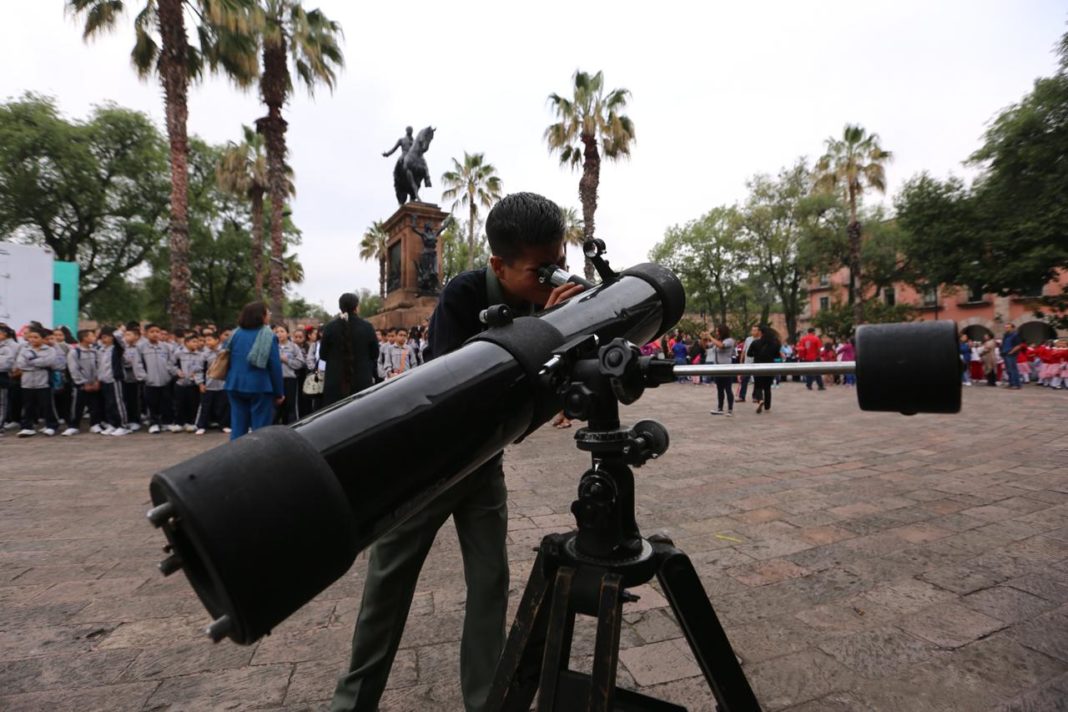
[[384, 125, 436, 205]]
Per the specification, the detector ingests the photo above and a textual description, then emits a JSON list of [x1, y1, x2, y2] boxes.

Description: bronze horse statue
[[393, 126, 435, 205]]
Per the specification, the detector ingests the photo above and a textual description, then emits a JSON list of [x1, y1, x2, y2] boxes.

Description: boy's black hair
[[485, 192, 565, 263], [125, 320, 140, 331], [145, 323, 160, 332], [29, 326, 48, 338], [99, 325, 116, 338], [76, 329, 93, 342], [173, 327, 186, 339], [184, 333, 198, 343]]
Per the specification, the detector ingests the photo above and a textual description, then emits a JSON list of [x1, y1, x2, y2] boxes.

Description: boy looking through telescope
[[331, 192, 585, 712]]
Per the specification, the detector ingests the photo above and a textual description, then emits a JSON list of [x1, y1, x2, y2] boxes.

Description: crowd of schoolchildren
[[960, 331, 1068, 389], [0, 319, 431, 439]]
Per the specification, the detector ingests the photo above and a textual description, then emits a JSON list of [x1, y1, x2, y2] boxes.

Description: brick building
[[804, 267, 1068, 343]]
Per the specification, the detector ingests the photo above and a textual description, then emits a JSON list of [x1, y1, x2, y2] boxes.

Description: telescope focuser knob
[[479, 304, 514, 327]]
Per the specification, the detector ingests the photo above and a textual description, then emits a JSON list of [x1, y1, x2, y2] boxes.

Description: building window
[[818, 273, 829, 286], [967, 285, 985, 303], [819, 296, 829, 312], [922, 287, 938, 307], [884, 288, 896, 306], [53, 283, 61, 300], [1020, 282, 1044, 298]]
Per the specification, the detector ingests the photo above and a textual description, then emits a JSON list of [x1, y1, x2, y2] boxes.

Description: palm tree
[[359, 220, 389, 299], [814, 124, 893, 326], [560, 206, 594, 281], [545, 70, 635, 252], [255, 0, 343, 318], [68, 0, 259, 328], [440, 152, 503, 270]]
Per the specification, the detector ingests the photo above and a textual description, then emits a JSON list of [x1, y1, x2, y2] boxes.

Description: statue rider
[[382, 126, 414, 159]]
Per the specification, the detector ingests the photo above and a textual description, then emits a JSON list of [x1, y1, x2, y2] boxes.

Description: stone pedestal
[[368, 202, 449, 330]]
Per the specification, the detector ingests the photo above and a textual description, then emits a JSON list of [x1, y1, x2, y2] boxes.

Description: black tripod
[[484, 338, 762, 712]]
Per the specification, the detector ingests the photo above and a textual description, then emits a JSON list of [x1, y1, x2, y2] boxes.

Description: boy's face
[[220, 330, 232, 343], [490, 241, 566, 308], [206, 335, 219, 350], [292, 331, 305, 346], [81, 333, 96, 347], [186, 338, 198, 351], [395, 330, 408, 346], [100, 333, 114, 347], [125, 330, 140, 345], [146, 327, 160, 343]]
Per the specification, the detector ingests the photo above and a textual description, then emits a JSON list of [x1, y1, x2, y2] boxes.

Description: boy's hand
[[545, 282, 585, 309], [274, 396, 285, 407], [199, 384, 206, 394]]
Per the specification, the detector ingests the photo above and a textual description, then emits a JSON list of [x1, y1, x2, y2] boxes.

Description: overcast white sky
[[3, 1, 1064, 310]]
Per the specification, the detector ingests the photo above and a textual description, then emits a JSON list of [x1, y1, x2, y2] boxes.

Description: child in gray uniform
[[16, 327, 59, 436], [97, 327, 131, 436], [275, 325, 302, 424], [195, 332, 230, 435], [139, 324, 177, 434], [172, 333, 204, 432], [0, 325, 18, 430], [122, 327, 146, 431], [64, 329, 105, 436]]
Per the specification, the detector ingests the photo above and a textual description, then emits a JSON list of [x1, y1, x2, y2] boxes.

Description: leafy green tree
[[650, 206, 749, 326], [560, 206, 594, 281], [0, 95, 169, 313], [358, 220, 390, 298], [142, 138, 303, 325], [440, 218, 488, 283], [440, 152, 503, 271], [356, 288, 382, 318], [546, 70, 635, 250], [812, 299, 916, 341], [217, 124, 293, 298], [815, 124, 893, 326], [285, 294, 330, 322], [68, 0, 259, 328], [742, 160, 839, 342], [254, 0, 343, 318]]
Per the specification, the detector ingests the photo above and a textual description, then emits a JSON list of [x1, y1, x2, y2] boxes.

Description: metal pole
[[673, 361, 856, 378]]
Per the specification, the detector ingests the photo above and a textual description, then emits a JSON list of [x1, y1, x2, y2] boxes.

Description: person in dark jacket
[[748, 324, 781, 414], [320, 293, 379, 407], [224, 301, 284, 439]]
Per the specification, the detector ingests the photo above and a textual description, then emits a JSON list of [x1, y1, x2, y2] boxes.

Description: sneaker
[[183, 424, 197, 433], [167, 424, 182, 433], [4, 421, 19, 431], [61, 427, 79, 437], [195, 428, 206, 436], [126, 422, 142, 432], [89, 424, 103, 434], [149, 424, 161, 434], [725, 411, 733, 418], [42, 428, 56, 437], [16, 429, 35, 437], [222, 427, 232, 434], [110, 427, 130, 436], [710, 409, 724, 415]]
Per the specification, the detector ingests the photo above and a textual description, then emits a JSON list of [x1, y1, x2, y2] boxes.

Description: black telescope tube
[[148, 263, 684, 644]]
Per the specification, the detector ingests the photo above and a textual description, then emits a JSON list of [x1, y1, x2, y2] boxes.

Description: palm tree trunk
[[251, 190, 265, 298], [157, 0, 191, 329], [848, 189, 863, 327], [260, 40, 289, 320], [579, 134, 600, 283], [466, 199, 476, 271]]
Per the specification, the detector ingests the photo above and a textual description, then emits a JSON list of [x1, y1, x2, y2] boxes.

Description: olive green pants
[[330, 456, 509, 712]]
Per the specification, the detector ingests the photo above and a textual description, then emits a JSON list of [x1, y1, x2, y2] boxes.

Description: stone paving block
[[0, 647, 139, 694], [728, 559, 810, 587], [992, 671, 1068, 712], [888, 523, 952, 543], [0, 680, 159, 712], [857, 577, 957, 615], [900, 602, 1007, 648], [637, 674, 719, 712], [921, 561, 1011, 594], [145, 663, 293, 710], [97, 615, 205, 651], [817, 625, 944, 677], [1005, 570, 1068, 603], [746, 648, 854, 710], [1009, 606, 1068, 662], [962, 586, 1058, 624], [0, 622, 114, 662], [123, 640, 257, 680], [946, 632, 1068, 701], [618, 638, 701, 686]]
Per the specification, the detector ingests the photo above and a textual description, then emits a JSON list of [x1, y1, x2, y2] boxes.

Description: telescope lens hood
[[620, 263, 686, 337], [149, 425, 358, 644]]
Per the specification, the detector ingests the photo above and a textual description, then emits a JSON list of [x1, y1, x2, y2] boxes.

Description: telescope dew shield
[[148, 264, 686, 644], [855, 319, 961, 414]]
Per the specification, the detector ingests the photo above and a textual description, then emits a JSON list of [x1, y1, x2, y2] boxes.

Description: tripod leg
[[536, 567, 576, 712], [587, 572, 623, 711], [653, 541, 762, 712], [485, 549, 555, 712]]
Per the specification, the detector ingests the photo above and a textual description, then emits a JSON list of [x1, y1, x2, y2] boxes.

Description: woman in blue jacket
[[224, 301, 284, 439]]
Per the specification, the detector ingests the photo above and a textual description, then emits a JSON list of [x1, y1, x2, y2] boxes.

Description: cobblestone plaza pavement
[[1, 380, 1066, 711]]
